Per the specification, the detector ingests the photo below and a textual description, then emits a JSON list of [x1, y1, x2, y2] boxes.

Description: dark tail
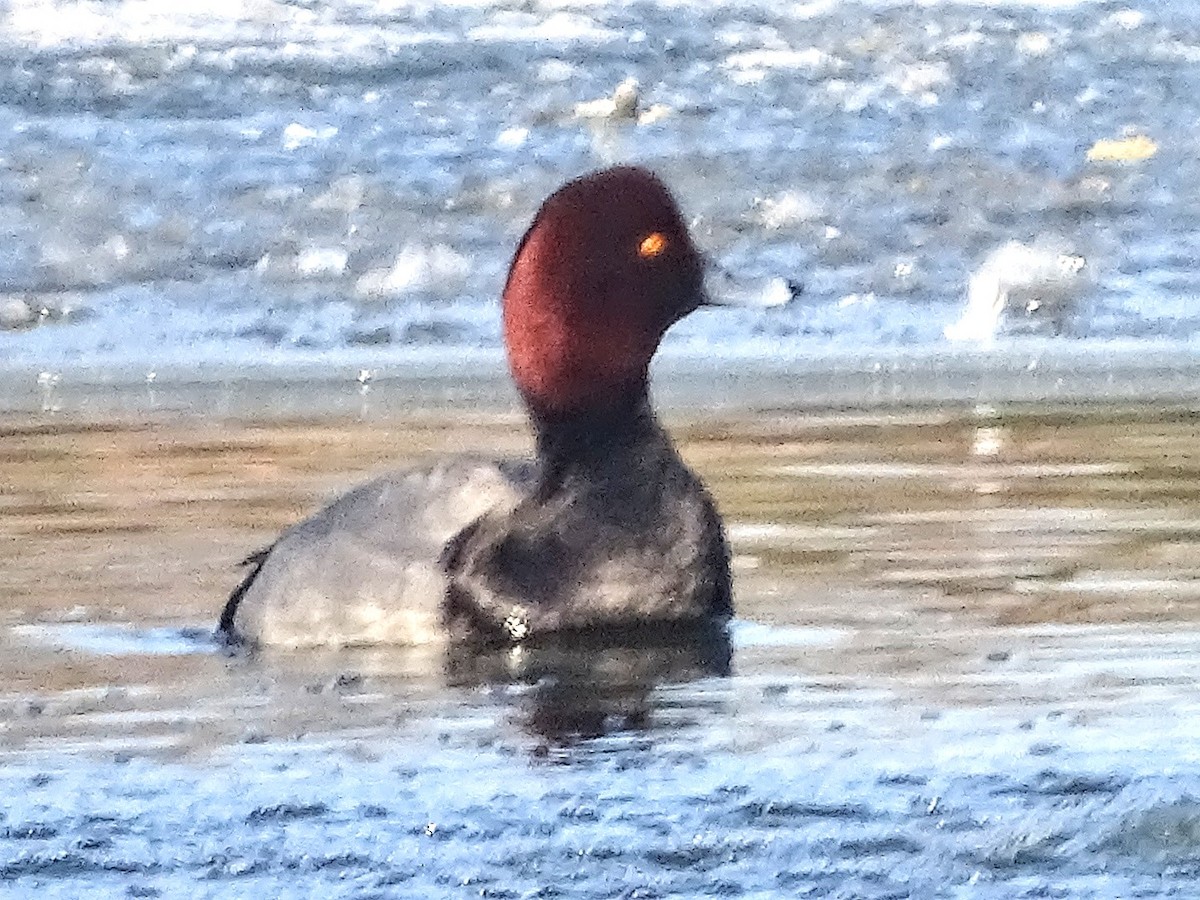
[[217, 547, 272, 641]]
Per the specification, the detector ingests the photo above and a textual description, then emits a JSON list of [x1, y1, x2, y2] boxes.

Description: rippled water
[[4, 0, 1200, 894], [2, 0, 1200, 376], [4, 398, 1200, 897]]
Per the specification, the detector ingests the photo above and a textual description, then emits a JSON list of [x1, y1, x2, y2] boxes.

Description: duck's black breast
[[442, 415, 732, 644]]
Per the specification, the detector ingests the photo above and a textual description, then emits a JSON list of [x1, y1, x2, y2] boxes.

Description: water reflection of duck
[[445, 628, 732, 745]]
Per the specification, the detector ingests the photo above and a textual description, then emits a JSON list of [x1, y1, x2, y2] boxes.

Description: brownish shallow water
[[4, 400, 1200, 741], [3, 396, 1200, 898]]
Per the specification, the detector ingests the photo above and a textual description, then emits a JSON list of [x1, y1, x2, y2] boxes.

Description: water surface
[[3, 397, 1200, 897], [2, 0, 1200, 376]]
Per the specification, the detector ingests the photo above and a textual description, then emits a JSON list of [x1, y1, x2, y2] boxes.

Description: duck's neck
[[530, 389, 668, 491]]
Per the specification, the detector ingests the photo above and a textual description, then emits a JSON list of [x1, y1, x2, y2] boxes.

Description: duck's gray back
[[222, 459, 530, 648]]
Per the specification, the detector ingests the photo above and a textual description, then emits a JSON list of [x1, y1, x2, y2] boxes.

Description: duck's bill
[[701, 260, 803, 309]]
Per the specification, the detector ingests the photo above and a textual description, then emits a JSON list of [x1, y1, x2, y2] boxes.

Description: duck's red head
[[502, 167, 706, 421]]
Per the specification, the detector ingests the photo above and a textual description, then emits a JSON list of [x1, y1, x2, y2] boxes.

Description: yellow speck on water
[[1086, 134, 1158, 163]]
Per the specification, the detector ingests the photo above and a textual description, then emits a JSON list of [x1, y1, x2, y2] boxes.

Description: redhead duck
[[219, 166, 748, 648]]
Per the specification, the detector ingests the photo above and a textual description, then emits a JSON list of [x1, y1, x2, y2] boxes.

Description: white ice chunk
[[355, 244, 471, 299], [282, 122, 338, 151], [0, 296, 34, 330], [296, 247, 349, 277], [945, 241, 1088, 343]]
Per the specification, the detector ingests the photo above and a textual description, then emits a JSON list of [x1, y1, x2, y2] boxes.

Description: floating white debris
[[494, 127, 529, 149], [282, 122, 338, 150], [537, 59, 577, 83], [1087, 133, 1158, 163], [752, 191, 821, 230], [724, 47, 839, 75], [106, 234, 130, 260], [972, 425, 1006, 458], [1017, 32, 1052, 57], [37, 370, 61, 412], [1109, 9, 1145, 30], [705, 267, 797, 309], [887, 61, 950, 97], [467, 11, 617, 44], [637, 103, 672, 125], [296, 247, 349, 277], [945, 241, 1088, 343], [838, 292, 876, 309], [573, 77, 641, 120], [0, 296, 34, 330], [355, 244, 471, 299]]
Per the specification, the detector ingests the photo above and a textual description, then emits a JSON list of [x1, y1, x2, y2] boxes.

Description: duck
[[219, 166, 751, 648]]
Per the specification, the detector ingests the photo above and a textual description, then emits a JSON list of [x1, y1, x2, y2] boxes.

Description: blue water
[[2, 0, 1199, 378], [4, 621, 1200, 899]]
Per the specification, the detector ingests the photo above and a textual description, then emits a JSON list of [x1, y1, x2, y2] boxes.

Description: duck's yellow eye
[[638, 232, 669, 259]]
